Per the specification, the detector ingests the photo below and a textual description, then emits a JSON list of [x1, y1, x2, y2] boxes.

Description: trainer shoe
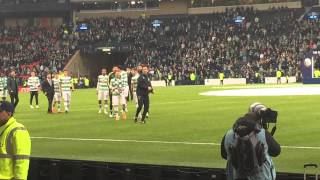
[[109, 113, 113, 118], [30, 105, 34, 109], [104, 109, 108, 114], [115, 115, 120, 121], [125, 108, 128, 112], [36, 105, 39, 109], [98, 109, 102, 114]]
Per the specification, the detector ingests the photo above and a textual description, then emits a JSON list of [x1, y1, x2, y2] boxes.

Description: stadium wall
[[205, 78, 247, 85], [188, 1, 301, 14], [151, 80, 167, 87], [64, 50, 91, 77], [4, 17, 64, 27], [265, 77, 297, 84], [75, 0, 188, 19], [75, 1, 301, 19], [28, 157, 304, 180]]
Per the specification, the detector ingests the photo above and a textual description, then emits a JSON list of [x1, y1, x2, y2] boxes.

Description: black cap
[[0, 101, 14, 113]]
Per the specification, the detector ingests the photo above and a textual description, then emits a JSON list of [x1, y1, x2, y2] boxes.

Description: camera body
[[259, 108, 278, 124], [249, 103, 278, 134]]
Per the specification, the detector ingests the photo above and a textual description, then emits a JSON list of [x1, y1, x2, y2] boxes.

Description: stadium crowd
[[79, 7, 316, 84], [0, 25, 75, 84], [2, 6, 320, 84]]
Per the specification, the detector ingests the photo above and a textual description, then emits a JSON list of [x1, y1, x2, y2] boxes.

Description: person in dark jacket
[[41, 73, 55, 113], [7, 70, 19, 111], [134, 66, 153, 123]]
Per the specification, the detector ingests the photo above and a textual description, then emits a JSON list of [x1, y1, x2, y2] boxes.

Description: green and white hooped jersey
[[131, 74, 139, 92], [53, 78, 61, 93], [97, 75, 109, 91], [110, 78, 122, 96], [0, 77, 8, 91], [120, 71, 128, 88], [60, 76, 72, 92], [27, 76, 40, 92]]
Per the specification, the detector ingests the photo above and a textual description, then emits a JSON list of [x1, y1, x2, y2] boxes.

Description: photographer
[[221, 103, 281, 180]]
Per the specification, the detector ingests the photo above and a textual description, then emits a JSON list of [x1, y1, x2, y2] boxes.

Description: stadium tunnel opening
[[66, 50, 130, 86]]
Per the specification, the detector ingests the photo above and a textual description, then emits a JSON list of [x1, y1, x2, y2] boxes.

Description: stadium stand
[[1, 1, 320, 179], [3, 6, 320, 85], [78, 7, 311, 84], [0, 26, 76, 83]]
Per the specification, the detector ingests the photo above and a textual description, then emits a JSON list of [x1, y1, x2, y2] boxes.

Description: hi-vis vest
[[219, 73, 225, 80], [190, 73, 196, 81], [0, 117, 31, 180], [276, 71, 282, 78]]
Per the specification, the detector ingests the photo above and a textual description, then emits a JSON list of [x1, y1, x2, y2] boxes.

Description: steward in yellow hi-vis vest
[[219, 72, 225, 86], [0, 101, 31, 180], [314, 69, 320, 78], [276, 70, 282, 84]]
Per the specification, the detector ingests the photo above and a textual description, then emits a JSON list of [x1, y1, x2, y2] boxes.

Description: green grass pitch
[[13, 84, 320, 173]]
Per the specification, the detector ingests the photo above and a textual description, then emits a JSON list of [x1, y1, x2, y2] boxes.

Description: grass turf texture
[[13, 84, 320, 173]]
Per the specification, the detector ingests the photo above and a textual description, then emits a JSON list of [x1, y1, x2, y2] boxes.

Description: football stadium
[[0, 0, 320, 180]]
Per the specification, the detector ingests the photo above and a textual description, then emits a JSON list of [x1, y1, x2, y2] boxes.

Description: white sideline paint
[[200, 86, 320, 96], [31, 137, 320, 150]]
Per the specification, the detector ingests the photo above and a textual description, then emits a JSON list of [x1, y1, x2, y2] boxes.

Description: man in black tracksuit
[[41, 73, 55, 113], [135, 66, 153, 123], [7, 70, 19, 111], [127, 68, 133, 101]]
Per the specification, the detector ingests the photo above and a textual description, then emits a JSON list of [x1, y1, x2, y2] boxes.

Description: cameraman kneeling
[[221, 110, 281, 180]]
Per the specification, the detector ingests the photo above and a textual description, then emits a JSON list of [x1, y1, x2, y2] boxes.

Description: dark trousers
[[135, 95, 149, 121], [10, 93, 19, 110], [109, 92, 113, 112], [46, 94, 54, 112], [30, 91, 39, 105], [127, 85, 133, 101], [277, 77, 281, 84]]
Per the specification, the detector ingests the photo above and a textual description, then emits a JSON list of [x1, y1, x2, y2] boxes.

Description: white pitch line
[[31, 137, 320, 150], [31, 137, 218, 145]]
